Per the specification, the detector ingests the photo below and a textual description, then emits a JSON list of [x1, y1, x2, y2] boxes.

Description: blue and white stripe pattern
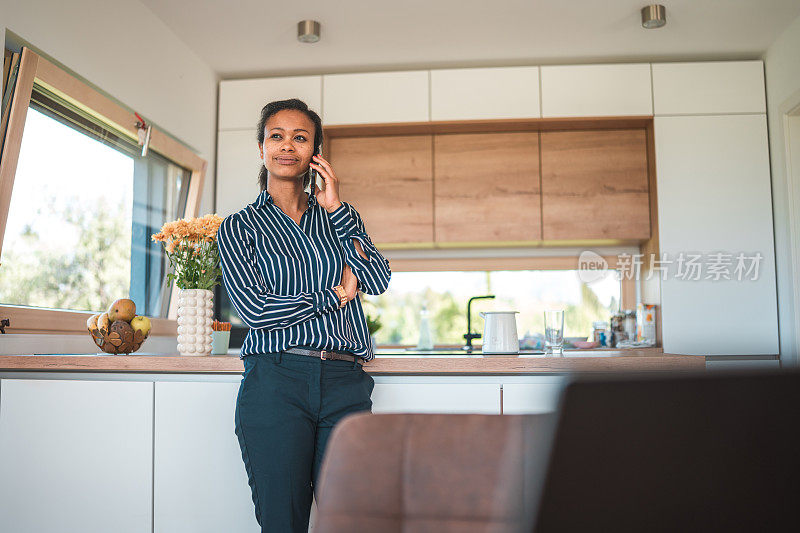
[[218, 189, 391, 361]]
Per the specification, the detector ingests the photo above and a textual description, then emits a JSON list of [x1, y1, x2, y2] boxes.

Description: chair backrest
[[314, 412, 556, 533], [534, 368, 800, 532]]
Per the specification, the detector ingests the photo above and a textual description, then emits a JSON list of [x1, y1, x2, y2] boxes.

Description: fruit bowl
[[87, 299, 152, 355]]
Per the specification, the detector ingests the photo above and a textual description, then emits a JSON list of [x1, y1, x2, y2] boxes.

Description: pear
[[108, 298, 136, 323], [97, 312, 111, 335], [130, 315, 152, 337], [86, 313, 100, 332]]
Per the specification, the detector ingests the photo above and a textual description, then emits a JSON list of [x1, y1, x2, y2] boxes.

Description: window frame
[[0, 48, 207, 336]]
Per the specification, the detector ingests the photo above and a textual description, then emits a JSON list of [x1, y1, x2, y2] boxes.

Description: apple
[[87, 313, 100, 332], [108, 298, 136, 322], [131, 315, 152, 337], [97, 312, 111, 334]]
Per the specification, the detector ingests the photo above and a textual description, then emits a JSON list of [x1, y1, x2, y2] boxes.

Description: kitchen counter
[[0, 347, 704, 374]]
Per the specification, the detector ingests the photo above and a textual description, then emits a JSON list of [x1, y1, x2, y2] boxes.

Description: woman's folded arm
[[328, 202, 392, 295]]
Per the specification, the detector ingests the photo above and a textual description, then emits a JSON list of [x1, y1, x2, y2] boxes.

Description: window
[[217, 254, 631, 350], [363, 270, 621, 346], [0, 48, 206, 334]]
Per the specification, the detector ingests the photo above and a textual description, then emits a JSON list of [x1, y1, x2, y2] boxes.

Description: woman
[[217, 98, 392, 532]]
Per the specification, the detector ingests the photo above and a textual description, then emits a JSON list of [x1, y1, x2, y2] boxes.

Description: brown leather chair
[[314, 413, 556, 533]]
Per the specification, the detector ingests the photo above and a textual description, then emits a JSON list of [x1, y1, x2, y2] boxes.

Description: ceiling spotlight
[[641, 5, 666, 29], [297, 20, 321, 43]]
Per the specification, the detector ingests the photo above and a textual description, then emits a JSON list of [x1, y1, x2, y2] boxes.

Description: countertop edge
[[0, 349, 707, 374]]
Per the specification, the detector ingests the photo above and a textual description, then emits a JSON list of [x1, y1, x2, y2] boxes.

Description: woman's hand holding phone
[[340, 264, 359, 302], [310, 154, 343, 213]]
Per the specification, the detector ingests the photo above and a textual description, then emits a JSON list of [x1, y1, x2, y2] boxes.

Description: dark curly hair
[[256, 98, 323, 192]]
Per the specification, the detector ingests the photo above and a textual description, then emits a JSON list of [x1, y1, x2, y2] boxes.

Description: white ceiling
[[140, 0, 800, 79]]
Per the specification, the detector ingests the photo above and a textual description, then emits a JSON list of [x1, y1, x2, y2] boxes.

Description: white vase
[[176, 288, 213, 356]]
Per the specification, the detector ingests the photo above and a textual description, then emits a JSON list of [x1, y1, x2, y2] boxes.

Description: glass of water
[[544, 310, 565, 356]]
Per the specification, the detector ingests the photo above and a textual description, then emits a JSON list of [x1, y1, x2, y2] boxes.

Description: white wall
[[0, 0, 218, 216], [764, 14, 800, 366]]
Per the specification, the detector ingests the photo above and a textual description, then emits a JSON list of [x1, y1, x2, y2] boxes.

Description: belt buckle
[[320, 350, 327, 360]]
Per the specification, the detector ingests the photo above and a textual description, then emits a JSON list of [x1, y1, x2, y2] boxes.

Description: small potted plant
[[366, 313, 382, 352]]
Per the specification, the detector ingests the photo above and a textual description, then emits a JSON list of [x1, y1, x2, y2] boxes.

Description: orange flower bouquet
[[151, 214, 224, 290]]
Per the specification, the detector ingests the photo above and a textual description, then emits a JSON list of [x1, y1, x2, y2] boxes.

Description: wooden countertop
[[0, 348, 704, 374]]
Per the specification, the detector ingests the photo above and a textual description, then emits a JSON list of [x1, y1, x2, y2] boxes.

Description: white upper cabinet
[[218, 76, 323, 130], [430, 66, 541, 121], [322, 70, 429, 125], [216, 130, 262, 217], [540, 63, 652, 117], [652, 61, 766, 115]]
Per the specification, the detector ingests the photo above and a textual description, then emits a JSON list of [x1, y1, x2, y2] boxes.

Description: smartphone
[[309, 139, 323, 196]]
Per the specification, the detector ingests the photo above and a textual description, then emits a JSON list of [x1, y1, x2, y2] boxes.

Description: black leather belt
[[284, 346, 363, 364]]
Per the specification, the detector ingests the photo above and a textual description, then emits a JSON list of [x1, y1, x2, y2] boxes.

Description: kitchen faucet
[[463, 295, 495, 352]]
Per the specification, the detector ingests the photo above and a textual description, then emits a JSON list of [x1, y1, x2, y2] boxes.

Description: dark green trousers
[[235, 348, 375, 533]]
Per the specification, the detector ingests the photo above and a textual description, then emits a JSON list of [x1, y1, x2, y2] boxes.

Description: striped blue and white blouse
[[217, 188, 391, 361]]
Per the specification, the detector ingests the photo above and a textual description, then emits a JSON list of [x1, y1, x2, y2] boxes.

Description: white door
[[655, 114, 779, 355], [154, 381, 259, 533], [0, 379, 153, 533]]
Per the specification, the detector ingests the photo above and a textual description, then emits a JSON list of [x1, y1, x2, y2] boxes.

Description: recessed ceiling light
[[297, 20, 321, 43], [641, 5, 666, 29]]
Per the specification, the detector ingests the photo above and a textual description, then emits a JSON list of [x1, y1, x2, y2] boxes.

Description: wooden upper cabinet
[[329, 135, 433, 244], [540, 129, 650, 241], [434, 132, 541, 243]]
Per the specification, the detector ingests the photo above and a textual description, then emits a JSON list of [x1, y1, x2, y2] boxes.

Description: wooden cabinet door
[[434, 132, 541, 243], [541, 129, 650, 240], [329, 135, 434, 244]]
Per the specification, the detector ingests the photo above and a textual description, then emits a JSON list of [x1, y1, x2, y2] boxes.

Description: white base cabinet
[[502, 378, 566, 414], [371, 382, 501, 414], [0, 372, 573, 533], [154, 381, 259, 533], [0, 379, 153, 533]]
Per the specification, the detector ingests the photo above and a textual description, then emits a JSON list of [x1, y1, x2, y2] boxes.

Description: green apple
[[131, 315, 152, 337]]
